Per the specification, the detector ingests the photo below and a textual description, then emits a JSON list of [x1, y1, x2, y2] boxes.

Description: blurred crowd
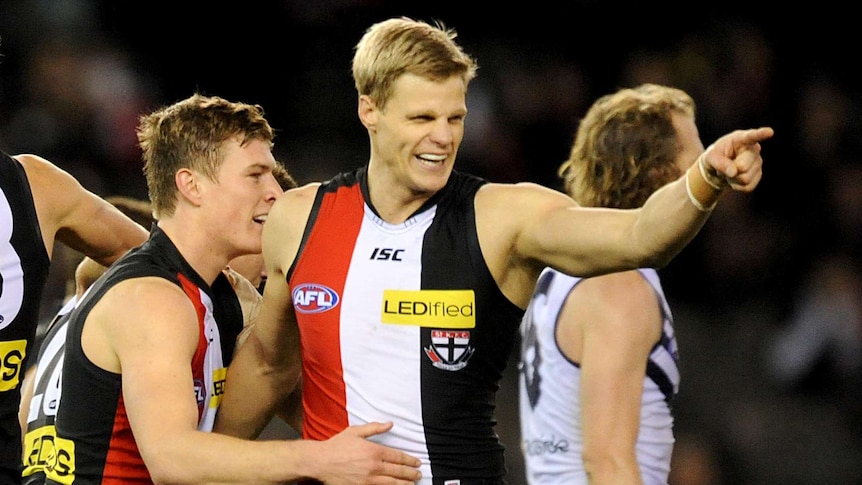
[[1, 2, 860, 483]]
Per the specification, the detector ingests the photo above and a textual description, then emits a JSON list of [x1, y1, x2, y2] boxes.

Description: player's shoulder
[[272, 182, 320, 218], [475, 181, 575, 222], [14, 153, 89, 201], [98, 275, 195, 319], [571, 270, 660, 330], [478, 180, 572, 203], [13, 153, 67, 180], [283, 181, 321, 199]]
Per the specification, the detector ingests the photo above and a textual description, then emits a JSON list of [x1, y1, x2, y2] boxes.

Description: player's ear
[[358, 95, 378, 132], [175, 168, 202, 207]]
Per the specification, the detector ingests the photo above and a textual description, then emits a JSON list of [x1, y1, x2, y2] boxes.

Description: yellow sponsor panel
[[381, 290, 476, 328], [0, 339, 25, 391], [22, 425, 56, 477], [44, 435, 75, 485], [210, 367, 227, 408]]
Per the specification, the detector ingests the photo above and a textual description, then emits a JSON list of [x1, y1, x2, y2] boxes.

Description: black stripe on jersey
[[418, 171, 523, 483], [646, 359, 677, 406]]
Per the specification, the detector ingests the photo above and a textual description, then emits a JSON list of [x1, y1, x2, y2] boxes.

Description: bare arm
[[215, 186, 313, 439], [484, 127, 774, 306], [564, 272, 660, 485], [228, 266, 305, 435], [91, 279, 420, 484], [277, 379, 304, 434], [16, 154, 148, 265]]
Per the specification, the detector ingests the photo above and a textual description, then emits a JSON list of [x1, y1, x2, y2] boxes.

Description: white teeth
[[418, 153, 446, 162], [254, 215, 268, 223]]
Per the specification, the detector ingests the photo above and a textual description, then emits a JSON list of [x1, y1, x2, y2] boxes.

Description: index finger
[[350, 421, 395, 439], [736, 126, 774, 147]]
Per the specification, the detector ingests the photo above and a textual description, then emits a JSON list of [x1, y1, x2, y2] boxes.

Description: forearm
[[145, 429, 316, 484], [630, 157, 724, 268], [65, 196, 149, 266], [582, 409, 642, 485], [581, 359, 648, 485]]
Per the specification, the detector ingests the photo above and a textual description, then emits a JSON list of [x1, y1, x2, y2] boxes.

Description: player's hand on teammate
[[315, 421, 421, 484]]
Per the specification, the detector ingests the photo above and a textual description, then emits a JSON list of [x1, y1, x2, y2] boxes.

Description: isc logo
[[370, 248, 404, 261], [293, 283, 340, 314]]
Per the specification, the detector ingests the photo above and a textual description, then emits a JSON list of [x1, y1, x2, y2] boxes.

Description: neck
[[157, 219, 230, 285], [366, 161, 434, 224]]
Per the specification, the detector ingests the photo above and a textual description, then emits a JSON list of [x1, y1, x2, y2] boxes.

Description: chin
[[416, 168, 452, 190]]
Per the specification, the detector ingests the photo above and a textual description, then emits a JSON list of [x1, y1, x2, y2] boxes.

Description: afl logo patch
[[194, 378, 206, 407], [293, 283, 340, 314]]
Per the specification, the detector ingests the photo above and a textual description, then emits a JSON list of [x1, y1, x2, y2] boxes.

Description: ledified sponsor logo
[[380, 289, 475, 328]]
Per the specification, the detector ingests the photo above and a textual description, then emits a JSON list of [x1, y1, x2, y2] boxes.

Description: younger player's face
[[210, 138, 281, 259]]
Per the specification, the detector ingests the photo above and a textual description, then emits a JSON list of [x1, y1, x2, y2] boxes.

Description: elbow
[[581, 453, 620, 484], [617, 248, 668, 273], [633, 236, 686, 270], [244, 326, 302, 387], [581, 446, 640, 484], [146, 457, 192, 485], [143, 439, 217, 485]]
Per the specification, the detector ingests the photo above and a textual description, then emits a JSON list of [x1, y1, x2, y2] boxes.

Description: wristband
[[697, 153, 727, 190], [685, 171, 717, 212]]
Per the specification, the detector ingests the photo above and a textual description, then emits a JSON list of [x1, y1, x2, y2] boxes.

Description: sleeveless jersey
[[518, 268, 680, 485], [289, 167, 524, 484], [21, 296, 77, 485], [0, 151, 50, 484], [44, 226, 242, 485]]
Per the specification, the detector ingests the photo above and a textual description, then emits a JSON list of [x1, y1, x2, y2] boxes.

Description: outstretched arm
[[625, 126, 774, 267], [500, 127, 774, 290]]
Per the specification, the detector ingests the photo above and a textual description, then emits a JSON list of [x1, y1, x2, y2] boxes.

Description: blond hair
[[352, 16, 478, 110]]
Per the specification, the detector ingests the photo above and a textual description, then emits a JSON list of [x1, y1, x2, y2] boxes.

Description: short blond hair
[[352, 16, 478, 110]]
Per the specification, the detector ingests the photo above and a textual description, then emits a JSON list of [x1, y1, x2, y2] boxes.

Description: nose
[[428, 118, 454, 146], [265, 173, 283, 202]]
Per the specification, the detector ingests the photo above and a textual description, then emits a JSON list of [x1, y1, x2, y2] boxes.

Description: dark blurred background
[[2, 2, 861, 483]]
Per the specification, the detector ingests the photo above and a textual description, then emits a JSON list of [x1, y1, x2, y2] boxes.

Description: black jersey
[[20, 296, 76, 485], [44, 226, 242, 484], [0, 151, 50, 484]]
